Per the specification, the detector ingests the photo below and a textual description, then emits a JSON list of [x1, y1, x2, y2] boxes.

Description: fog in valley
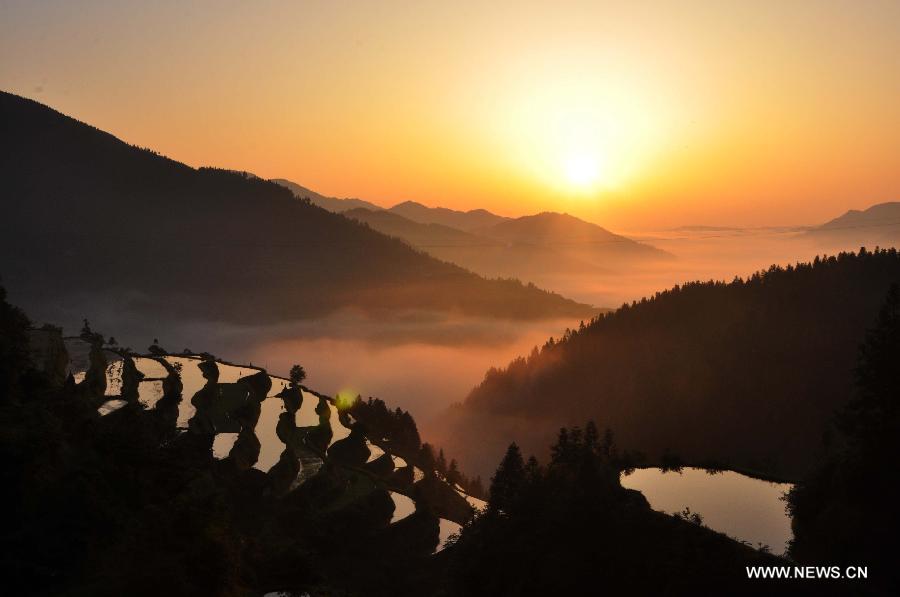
[[16, 224, 877, 447]]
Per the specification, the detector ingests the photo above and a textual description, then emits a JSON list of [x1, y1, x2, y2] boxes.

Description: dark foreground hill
[[1, 290, 843, 596], [0, 91, 591, 324], [437, 248, 900, 481]]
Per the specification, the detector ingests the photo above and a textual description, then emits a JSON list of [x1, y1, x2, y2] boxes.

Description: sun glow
[[563, 152, 602, 189], [488, 64, 667, 198]]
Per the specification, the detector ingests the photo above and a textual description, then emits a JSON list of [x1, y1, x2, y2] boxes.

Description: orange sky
[[2, 1, 899, 229]]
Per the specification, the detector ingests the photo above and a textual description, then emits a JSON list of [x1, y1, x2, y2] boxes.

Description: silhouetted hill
[[388, 201, 509, 231], [474, 212, 672, 261], [0, 91, 592, 323], [345, 208, 670, 298], [344, 208, 481, 247], [272, 178, 384, 212], [806, 202, 900, 249], [437, 249, 900, 481]]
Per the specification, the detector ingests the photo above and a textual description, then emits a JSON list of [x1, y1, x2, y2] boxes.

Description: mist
[[13, 223, 890, 478]]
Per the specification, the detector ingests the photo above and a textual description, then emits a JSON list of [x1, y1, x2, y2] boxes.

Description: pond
[[620, 467, 793, 553]]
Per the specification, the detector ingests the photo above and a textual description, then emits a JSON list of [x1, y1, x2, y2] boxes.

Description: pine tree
[[551, 427, 570, 464], [525, 455, 541, 483], [840, 283, 900, 450], [488, 443, 525, 513], [600, 428, 616, 461], [446, 459, 461, 486], [471, 476, 485, 498], [419, 443, 436, 472]]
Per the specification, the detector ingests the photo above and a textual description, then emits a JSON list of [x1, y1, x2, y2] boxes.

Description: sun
[[563, 152, 602, 189]]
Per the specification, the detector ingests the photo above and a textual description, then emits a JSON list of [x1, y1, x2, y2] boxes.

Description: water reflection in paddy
[[437, 519, 461, 552], [98, 399, 127, 416], [164, 356, 205, 427], [137, 380, 164, 408], [103, 351, 124, 396], [213, 433, 239, 459], [390, 491, 415, 523], [133, 357, 167, 379], [255, 395, 290, 472], [366, 442, 385, 463]]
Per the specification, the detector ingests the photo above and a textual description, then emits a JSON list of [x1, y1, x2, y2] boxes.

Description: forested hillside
[[439, 249, 900, 480]]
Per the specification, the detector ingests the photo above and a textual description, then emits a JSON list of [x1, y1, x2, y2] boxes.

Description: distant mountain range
[[0, 91, 593, 327], [388, 200, 509, 231], [275, 179, 672, 293], [271, 178, 384, 213], [273, 178, 510, 231], [806, 201, 900, 248], [472, 212, 667, 258], [342, 208, 671, 295], [343, 208, 481, 248]]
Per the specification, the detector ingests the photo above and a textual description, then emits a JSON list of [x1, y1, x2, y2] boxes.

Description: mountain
[[343, 207, 481, 248], [344, 209, 671, 304], [435, 248, 900, 481], [474, 212, 672, 261], [271, 178, 384, 212], [0, 91, 592, 325], [388, 200, 509, 231], [806, 201, 900, 249]]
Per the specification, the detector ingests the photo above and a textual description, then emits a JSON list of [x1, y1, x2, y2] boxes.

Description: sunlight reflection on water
[[621, 467, 793, 553]]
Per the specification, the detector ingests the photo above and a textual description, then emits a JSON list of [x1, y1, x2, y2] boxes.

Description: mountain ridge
[[805, 201, 900, 248], [0, 90, 593, 325], [272, 178, 384, 212], [387, 200, 510, 231]]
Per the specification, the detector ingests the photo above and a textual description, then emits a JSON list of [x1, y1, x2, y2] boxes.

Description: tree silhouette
[[419, 443, 436, 472], [446, 459, 461, 486], [289, 364, 306, 387], [787, 284, 900, 589], [80, 318, 92, 340], [436, 448, 448, 477], [488, 443, 525, 513]]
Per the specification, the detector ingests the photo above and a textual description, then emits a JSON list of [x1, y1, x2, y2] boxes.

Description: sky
[[2, 0, 899, 229]]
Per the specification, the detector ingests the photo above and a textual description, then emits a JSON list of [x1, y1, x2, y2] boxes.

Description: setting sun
[[563, 152, 602, 190]]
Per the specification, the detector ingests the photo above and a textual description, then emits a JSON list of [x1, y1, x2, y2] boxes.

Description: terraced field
[[61, 340, 483, 552]]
